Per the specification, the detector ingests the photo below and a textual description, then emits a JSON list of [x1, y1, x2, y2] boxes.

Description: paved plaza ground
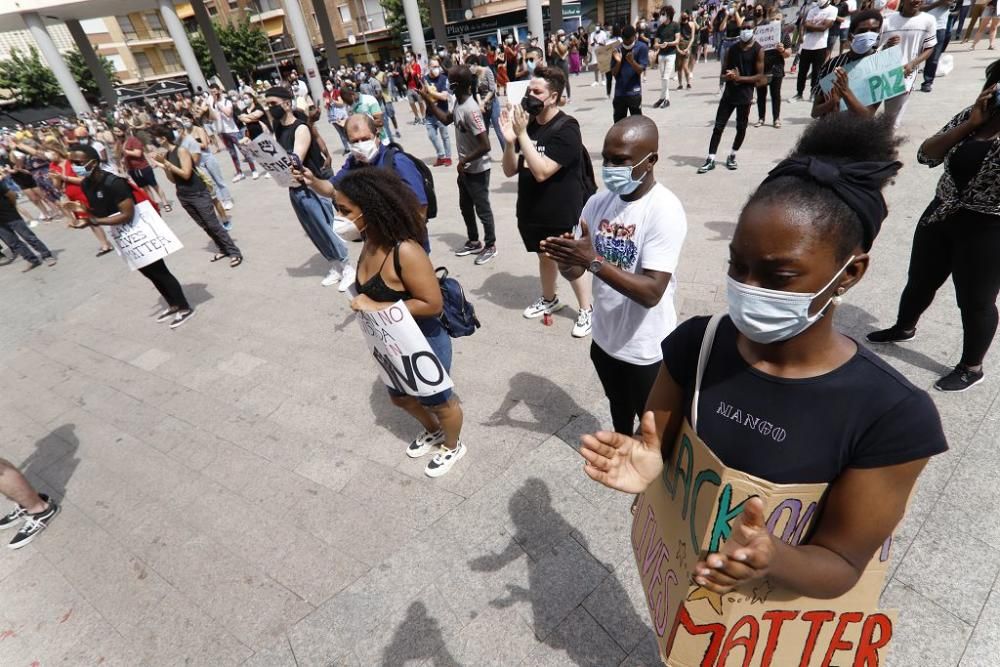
[[1, 47, 1000, 666]]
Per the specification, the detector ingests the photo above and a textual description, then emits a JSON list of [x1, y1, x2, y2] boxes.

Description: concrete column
[[527, 0, 544, 42], [190, 0, 236, 90], [65, 19, 117, 106], [401, 0, 427, 61], [630, 0, 640, 23], [282, 0, 324, 103], [21, 12, 90, 115], [311, 0, 340, 70], [157, 0, 209, 93], [426, 0, 447, 48], [550, 0, 563, 33]]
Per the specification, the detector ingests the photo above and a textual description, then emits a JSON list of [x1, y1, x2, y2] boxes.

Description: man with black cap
[[264, 86, 355, 290]]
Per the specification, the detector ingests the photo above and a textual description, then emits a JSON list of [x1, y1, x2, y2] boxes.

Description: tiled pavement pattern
[[1, 48, 999, 666]]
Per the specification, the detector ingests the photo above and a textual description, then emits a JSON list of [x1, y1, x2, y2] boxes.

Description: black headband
[[762, 156, 902, 252]]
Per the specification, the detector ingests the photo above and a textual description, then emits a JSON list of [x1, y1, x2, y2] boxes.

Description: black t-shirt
[[515, 111, 584, 230], [81, 170, 134, 218], [0, 181, 22, 224], [722, 43, 760, 106], [274, 118, 329, 190], [661, 316, 948, 484], [656, 22, 680, 56]]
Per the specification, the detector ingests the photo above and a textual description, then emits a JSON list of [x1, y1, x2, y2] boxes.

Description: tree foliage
[[381, 0, 430, 43], [189, 18, 271, 82], [0, 46, 62, 107], [65, 48, 119, 97]]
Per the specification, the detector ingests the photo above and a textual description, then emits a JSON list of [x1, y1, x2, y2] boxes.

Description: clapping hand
[[540, 224, 595, 268], [511, 105, 530, 136], [692, 497, 775, 594], [500, 108, 517, 144], [579, 411, 665, 494]]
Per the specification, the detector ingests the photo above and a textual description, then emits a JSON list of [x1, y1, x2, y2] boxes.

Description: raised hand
[[692, 496, 775, 594], [579, 411, 665, 494], [500, 108, 516, 144]]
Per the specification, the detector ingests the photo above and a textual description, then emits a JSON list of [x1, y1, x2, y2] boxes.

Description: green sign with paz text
[[819, 45, 907, 110]]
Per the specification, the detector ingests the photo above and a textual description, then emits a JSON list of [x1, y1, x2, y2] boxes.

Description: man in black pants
[[611, 25, 649, 122], [794, 0, 838, 101], [698, 19, 764, 173]]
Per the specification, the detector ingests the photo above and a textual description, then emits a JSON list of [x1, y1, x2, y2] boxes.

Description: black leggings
[[590, 342, 661, 435], [796, 48, 827, 97], [895, 204, 1000, 367], [709, 101, 750, 155], [756, 75, 783, 122], [139, 259, 191, 311]]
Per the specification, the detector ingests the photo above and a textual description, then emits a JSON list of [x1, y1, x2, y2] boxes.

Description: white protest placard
[[238, 134, 295, 187], [358, 301, 454, 398], [819, 45, 907, 109], [597, 39, 622, 74], [754, 22, 781, 50], [109, 200, 183, 271], [505, 80, 529, 109]]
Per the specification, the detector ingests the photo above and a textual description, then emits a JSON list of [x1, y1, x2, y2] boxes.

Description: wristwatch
[[588, 256, 605, 274]]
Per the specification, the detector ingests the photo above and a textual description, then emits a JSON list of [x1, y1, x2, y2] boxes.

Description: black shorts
[[518, 224, 575, 253], [129, 166, 158, 188]]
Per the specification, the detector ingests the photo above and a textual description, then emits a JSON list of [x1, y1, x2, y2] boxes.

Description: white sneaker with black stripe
[[425, 442, 466, 477], [8, 499, 59, 550], [406, 429, 445, 458]]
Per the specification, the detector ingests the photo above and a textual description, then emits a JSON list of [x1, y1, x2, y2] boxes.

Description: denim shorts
[[386, 318, 453, 406]]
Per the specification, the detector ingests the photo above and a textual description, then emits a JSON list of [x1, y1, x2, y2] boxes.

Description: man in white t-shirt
[[542, 117, 687, 435], [919, 0, 951, 91], [878, 0, 937, 126], [209, 84, 259, 182], [591, 25, 609, 85], [795, 0, 839, 100]]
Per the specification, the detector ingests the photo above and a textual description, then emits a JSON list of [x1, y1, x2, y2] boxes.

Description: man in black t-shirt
[[500, 66, 595, 339], [0, 179, 54, 271], [653, 6, 681, 108]]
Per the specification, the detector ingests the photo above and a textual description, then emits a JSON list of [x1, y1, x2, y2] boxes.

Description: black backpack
[[540, 114, 597, 209], [383, 143, 438, 220]]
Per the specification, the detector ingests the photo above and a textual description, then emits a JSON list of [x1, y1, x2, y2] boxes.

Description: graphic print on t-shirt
[[594, 218, 639, 269]]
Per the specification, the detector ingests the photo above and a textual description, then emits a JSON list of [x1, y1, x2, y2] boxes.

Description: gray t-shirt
[[453, 96, 490, 173]]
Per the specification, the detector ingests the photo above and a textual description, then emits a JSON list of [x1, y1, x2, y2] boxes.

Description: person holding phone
[[868, 61, 1000, 392]]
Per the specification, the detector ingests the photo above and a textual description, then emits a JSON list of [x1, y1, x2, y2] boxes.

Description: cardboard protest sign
[[819, 45, 907, 110], [505, 80, 529, 109], [238, 135, 295, 187], [632, 418, 897, 667], [597, 39, 622, 74], [358, 301, 454, 398], [109, 200, 183, 271], [753, 23, 781, 51]]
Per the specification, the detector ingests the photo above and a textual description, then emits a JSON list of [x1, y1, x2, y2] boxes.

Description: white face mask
[[349, 139, 380, 163], [726, 256, 854, 344], [851, 31, 880, 54], [334, 213, 365, 242], [739, 28, 754, 42]]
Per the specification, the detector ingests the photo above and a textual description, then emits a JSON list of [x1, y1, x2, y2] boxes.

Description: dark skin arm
[[74, 196, 135, 227], [458, 130, 491, 174], [920, 88, 996, 161], [812, 66, 874, 118], [541, 224, 671, 309]]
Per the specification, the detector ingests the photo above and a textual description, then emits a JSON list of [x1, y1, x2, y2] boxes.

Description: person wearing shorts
[[122, 128, 170, 211]]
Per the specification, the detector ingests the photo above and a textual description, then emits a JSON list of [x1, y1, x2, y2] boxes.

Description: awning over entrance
[[115, 79, 189, 104]]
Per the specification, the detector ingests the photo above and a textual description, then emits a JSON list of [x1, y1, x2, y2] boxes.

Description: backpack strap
[[691, 313, 725, 434]]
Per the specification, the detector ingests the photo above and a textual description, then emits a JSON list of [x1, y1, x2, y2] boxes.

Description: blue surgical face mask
[[851, 31, 879, 55], [726, 256, 855, 344], [71, 163, 91, 177], [601, 153, 652, 196]]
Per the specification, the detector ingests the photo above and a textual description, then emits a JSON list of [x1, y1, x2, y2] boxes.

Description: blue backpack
[[435, 267, 480, 338]]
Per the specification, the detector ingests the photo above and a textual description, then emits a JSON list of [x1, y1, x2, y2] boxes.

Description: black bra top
[[356, 243, 412, 302]]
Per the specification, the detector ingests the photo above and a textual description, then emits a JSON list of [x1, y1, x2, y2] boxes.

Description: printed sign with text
[[819, 45, 907, 109], [109, 200, 183, 271], [239, 135, 295, 187]]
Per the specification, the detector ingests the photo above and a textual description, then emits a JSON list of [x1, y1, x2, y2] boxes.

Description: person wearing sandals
[[338, 169, 467, 478], [146, 126, 243, 268], [69, 144, 196, 329], [868, 62, 1000, 391]]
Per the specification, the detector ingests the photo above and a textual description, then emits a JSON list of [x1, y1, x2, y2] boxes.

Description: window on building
[[161, 47, 179, 69], [337, 4, 352, 24], [117, 15, 138, 40], [208, 4, 219, 17], [228, 0, 239, 9], [144, 12, 165, 37], [134, 51, 155, 77]]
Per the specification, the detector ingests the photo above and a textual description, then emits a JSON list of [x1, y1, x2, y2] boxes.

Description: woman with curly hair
[[337, 168, 467, 478]]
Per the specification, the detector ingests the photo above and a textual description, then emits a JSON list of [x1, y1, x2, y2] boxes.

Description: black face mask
[[521, 94, 545, 116], [268, 104, 285, 121]]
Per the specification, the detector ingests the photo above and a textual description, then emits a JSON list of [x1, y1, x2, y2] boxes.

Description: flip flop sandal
[[229, 256, 243, 268], [96, 247, 113, 257], [210, 253, 228, 262]]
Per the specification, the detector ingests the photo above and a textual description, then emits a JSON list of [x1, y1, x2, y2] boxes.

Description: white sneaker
[[222, 200, 234, 211], [523, 296, 565, 319], [406, 430, 445, 458], [337, 264, 356, 293], [251, 171, 260, 180], [232, 173, 245, 183], [264, 172, 271, 179], [28, 219, 39, 228], [425, 441, 466, 477], [572, 307, 593, 338], [321, 267, 341, 287]]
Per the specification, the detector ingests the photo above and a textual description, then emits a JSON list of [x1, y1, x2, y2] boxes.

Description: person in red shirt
[[44, 138, 114, 256], [122, 128, 170, 212], [404, 53, 426, 124]]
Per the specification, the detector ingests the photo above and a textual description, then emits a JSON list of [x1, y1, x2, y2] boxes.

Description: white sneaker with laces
[[407, 430, 445, 458], [572, 307, 593, 338], [233, 173, 245, 183], [321, 266, 342, 287], [338, 264, 356, 293], [425, 441, 466, 477], [251, 171, 261, 180], [523, 296, 565, 319], [264, 172, 271, 179]]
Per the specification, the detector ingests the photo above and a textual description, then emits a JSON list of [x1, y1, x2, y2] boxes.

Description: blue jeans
[[946, 8, 970, 48], [425, 115, 451, 159], [200, 152, 233, 204], [386, 318, 453, 406], [923, 28, 948, 86], [288, 187, 348, 261], [0, 218, 52, 264], [488, 99, 506, 151]]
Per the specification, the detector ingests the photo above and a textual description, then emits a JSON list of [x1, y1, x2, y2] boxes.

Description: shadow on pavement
[[703, 220, 737, 241], [667, 154, 709, 168], [286, 254, 331, 280], [381, 601, 461, 667], [23, 424, 80, 502], [485, 372, 602, 446], [838, 303, 954, 376], [368, 379, 417, 445], [181, 282, 213, 307], [470, 272, 542, 311]]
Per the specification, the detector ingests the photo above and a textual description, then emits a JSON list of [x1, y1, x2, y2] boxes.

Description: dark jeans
[[947, 6, 971, 46], [756, 75, 784, 122], [709, 101, 751, 155], [139, 259, 190, 311], [796, 47, 827, 97], [612, 94, 643, 122], [457, 170, 496, 247], [923, 28, 948, 86], [176, 189, 242, 258], [0, 218, 52, 264], [606, 71, 613, 96], [590, 342, 661, 435], [895, 205, 1000, 367]]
